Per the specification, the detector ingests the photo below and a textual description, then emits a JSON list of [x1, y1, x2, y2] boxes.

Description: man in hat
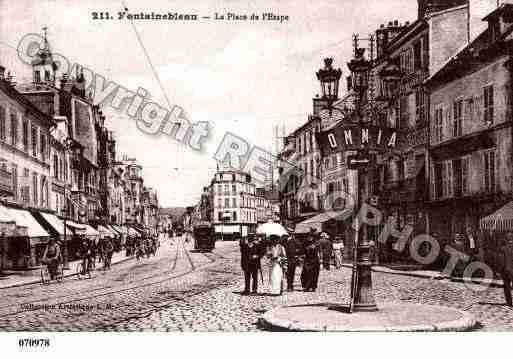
[[240, 234, 263, 295], [301, 228, 320, 291], [319, 232, 333, 270], [284, 233, 303, 291]]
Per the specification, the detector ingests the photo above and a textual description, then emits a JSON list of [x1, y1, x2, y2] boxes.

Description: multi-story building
[[142, 186, 159, 235], [425, 3, 513, 247], [211, 167, 256, 239], [116, 156, 144, 225], [0, 65, 55, 268]]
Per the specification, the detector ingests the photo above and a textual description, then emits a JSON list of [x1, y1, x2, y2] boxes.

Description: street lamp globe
[[316, 58, 342, 106]]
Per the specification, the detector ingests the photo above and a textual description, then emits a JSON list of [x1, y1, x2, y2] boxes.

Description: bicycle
[[41, 263, 64, 285], [76, 257, 94, 279]]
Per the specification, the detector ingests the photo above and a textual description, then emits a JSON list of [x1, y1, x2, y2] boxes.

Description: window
[[217, 198, 222, 208], [10, 110, 17, 145], [232, 198, 237, 207], [12, 165, 17, 201], [415, 89, 426, 125], [217, 184, 222, 194], [40, 133, 46, 160], [0, 106, 5, 141], [462, 156, 470, 195], [484, 85, 494, 124], [225, 198, 230, 208], [453, 99, 463, 137], [33, 173, 38, 206], [399, 95, 409, 129], [44, 70, 51, 82], [400, 48, 414, 74], [53, 154, 59, 178], [434, 107, 444, 142], [232, 184, 236, 194], [233, 212, 237, 221], [224, 184, 229, 195], [413, 41, 422, 70], [484, 151, 495, 193], [22, 120, 28, 151], [31, 126, 37, 157], [34, 70, 41, 83], [325, 157, 330, 169]]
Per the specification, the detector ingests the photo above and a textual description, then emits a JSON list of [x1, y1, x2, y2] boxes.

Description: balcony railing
[[0, 166, 13, 195]]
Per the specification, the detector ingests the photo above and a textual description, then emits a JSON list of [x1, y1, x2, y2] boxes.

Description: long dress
[[269, 244, 286, 295]]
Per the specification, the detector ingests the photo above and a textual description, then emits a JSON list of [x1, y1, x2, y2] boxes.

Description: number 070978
[[18, 338, 50, 348]]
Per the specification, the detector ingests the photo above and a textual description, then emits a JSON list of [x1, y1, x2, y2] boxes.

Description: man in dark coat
[[301, 228, 320, 292], [284, 234, 303, 291], [499, 232, 513, 306], [319, 232, 333, 270], [240, 235, 262, 295]]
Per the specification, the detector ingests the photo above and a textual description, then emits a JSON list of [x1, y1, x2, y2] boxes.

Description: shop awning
[[108, 224, 122, 235], [97, 224, 115, 238], [82, 224, 100, 236], [4, 207, 50, 237], [39, 212, 66, 235], [66, 221, 86, 233], [480, 201, 513, 231], [0, 205, 16, 223], [128, 226, 141, 237], [295, 209, 353, 234]]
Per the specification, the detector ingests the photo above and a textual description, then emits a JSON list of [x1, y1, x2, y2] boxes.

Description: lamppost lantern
[[316, 58, 342, 106], [347, 48, 371, 93]]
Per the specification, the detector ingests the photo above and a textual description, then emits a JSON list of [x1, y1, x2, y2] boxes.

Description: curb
[[261, 303, 478, 332], [0, 255, 135, 290], [340, 263, 504, 288]]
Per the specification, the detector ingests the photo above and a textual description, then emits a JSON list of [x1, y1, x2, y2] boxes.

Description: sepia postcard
[[0, 0, 512, 355]]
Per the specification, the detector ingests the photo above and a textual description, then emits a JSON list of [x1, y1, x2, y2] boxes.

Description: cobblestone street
[[0, 237, 511, 331]]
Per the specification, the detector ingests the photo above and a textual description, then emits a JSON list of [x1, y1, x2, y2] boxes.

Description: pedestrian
[[301, 228, 320, 292], [498, 232, 513, 307], [239, 235, 263, 295], [452, 233, 468, 277], [103, 237, 114, 270], [333, 235, 344, 269], [319, 232, 333, 270], [285, 233, 302, 291], [267, 235, 287, 296]]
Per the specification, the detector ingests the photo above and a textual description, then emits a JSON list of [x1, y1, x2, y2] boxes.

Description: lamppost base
[[353, 303, 379, 312]]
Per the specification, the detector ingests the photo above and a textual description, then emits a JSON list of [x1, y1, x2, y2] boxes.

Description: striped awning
[[480, 201, 513, 231], [295, 209, 353, 234]]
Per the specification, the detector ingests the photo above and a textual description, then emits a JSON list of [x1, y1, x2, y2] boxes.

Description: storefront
[[2, 206, 50, 267]]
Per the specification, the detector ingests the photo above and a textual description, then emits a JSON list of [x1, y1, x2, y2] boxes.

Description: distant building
[[210, 167, 256, 239]]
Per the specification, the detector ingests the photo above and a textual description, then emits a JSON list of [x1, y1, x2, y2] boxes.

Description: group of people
[[239, 228, 344, 296]]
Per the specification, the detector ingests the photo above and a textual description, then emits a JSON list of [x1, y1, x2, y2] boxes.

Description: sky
[[0, 0, 417, 207]]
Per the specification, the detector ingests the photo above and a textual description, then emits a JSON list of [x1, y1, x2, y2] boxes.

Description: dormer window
[[33, 70, 40, 83], [490, 19, 500, 43]]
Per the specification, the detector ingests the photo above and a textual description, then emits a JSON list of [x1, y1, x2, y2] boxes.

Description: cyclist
[[42, 237, 62, 280]]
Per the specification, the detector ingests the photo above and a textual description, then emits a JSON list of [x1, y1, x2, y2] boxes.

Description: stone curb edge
[[340, 264, 504, 288], [261, 304, 478, 332], [0, 255, 135, 290]]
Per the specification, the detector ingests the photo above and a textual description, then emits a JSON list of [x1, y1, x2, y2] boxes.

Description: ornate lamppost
[[346, 47, 378, 312]]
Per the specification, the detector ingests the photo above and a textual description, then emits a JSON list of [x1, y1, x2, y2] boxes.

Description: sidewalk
[[340, 263, 504, 288], [0, 251, 134, 289]]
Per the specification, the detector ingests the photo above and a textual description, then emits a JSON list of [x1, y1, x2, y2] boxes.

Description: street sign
[[347, 154, 371, 170]]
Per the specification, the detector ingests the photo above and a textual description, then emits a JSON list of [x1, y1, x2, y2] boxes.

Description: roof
[[483, 3, 513, 21], [425, 25, 513, 88], [0, 80, 56, 127]]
